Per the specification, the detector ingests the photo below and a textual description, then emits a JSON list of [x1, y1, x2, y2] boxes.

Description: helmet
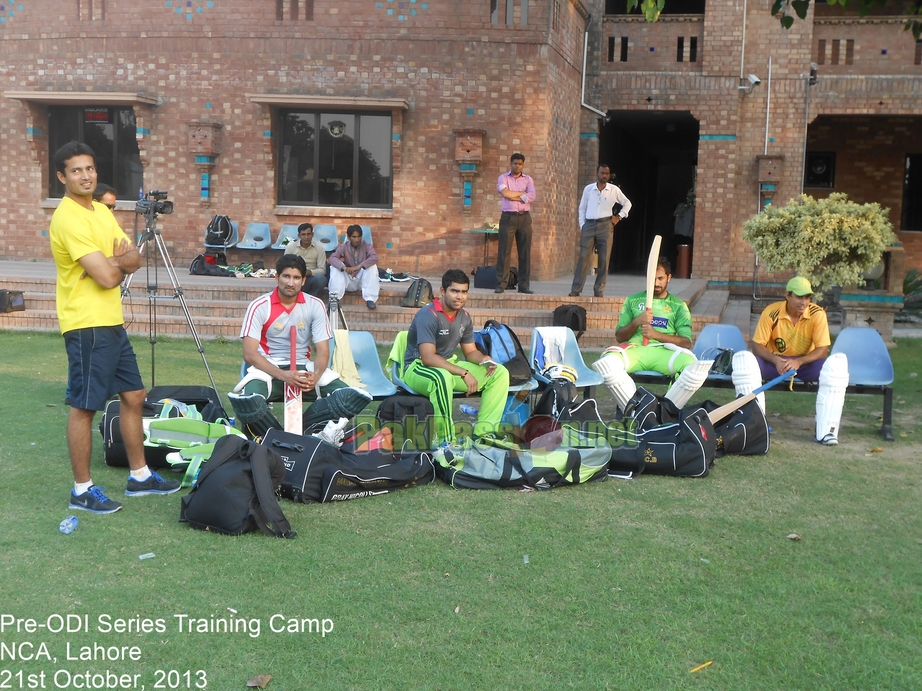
[[541, 363, 577, 383], [522, 415, 563, 452]]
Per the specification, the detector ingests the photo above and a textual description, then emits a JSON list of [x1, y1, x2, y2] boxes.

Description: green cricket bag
[[434, 435, 609, 490]]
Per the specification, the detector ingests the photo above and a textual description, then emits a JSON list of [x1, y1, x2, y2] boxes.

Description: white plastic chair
[[528, 326, 603, 394], [236, 222, 271, 250], [270, 224, 300, 250]]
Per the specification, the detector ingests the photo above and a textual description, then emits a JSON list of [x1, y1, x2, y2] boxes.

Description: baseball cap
[[786, 276, 814, 296]]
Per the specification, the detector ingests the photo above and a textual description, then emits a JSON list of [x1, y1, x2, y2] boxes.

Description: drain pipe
[[581, 15, 607, 118], [739, 0, 748, 86]]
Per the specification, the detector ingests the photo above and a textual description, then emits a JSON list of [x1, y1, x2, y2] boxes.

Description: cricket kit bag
[[179, 436, 296, 538], [701, 398, 770, 457], [472, 320, 533, 386], [608, 387, 717, 478], [433, 435, 609, 490], [263, 428, 434, 503], [99, 385, 229, 468], [473, 265, 517, 290]]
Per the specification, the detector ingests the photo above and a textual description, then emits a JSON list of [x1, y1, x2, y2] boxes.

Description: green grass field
[[1, 329, 920, 690]]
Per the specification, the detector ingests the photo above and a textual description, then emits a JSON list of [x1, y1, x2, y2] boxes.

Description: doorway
[[598, 111, 699, 274]]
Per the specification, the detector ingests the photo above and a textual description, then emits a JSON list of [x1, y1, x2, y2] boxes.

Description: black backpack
[[376, 394, 434, 449], [204, 214, 233, 246], [553, 304, 588, 340], [472, 320, 533, 386], [532, 379, 578, 419], [179, 436, 296, 538], [401, 278, 434, 308]]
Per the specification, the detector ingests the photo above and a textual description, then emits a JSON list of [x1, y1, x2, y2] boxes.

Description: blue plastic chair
[[313, 224, 339, 255], [359, 225, 373, 245], [528, 327, 603, 394], [236, 222, 271, 250], [270, 224, 300, 250], [345, 331, 397, 399], [830, 327, 894, 386]]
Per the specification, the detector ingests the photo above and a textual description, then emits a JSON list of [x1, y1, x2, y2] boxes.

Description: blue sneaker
[[125, 471, 181, 496], [69, 486, 123, 514]]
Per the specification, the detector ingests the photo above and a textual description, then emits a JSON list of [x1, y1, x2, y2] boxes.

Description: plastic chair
[[346, 331, 397, 399], [529, 327, 603, 394], [204, 220, 239, 250], [830, 327, 894, 386], [360, 225, 373, 245], [236, 222, 271, 250], [270, 224, 300, 250], [692, 323, 749, 383], [313, 224, 339, 255]]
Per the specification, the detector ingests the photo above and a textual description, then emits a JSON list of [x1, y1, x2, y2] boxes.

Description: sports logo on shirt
[[774, 337, 787, 353], [438, 329, 450, 336], [651, 316, 669, 329]]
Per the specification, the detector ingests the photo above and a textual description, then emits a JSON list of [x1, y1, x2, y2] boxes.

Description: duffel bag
[[701, 398, 770, 457]]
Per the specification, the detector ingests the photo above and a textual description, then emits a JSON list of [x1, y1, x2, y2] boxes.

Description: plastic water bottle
[[59, 516, 78, 534], [459, 404, 478, 416], [433, 441, 454, 465]]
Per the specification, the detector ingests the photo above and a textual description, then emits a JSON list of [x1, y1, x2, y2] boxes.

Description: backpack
[[400, 278, 434, 308], [532, 379, 578, 419], [179, 436, 296, 538], [376, 394, 434, 450], [204, 214, 233, 246], [473, 320, 533, 386], [553, 304, 588, 340]]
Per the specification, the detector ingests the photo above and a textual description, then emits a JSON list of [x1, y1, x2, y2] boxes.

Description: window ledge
[[274, 206, 393, 219], [5, 91, 160, 106], [246, 94, 408, 111]]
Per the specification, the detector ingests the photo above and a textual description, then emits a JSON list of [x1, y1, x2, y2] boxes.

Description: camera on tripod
[[135, 190, 174, 218]]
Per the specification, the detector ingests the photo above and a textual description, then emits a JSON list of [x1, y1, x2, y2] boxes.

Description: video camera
[[135, 190, 174, 219]]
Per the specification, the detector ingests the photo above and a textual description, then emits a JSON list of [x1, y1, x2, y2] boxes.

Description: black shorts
[[64, 326, 145, 411]]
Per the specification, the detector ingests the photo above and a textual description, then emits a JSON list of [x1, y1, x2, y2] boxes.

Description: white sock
[[130, 466, 152, 481], [75, 480, 93, 495]]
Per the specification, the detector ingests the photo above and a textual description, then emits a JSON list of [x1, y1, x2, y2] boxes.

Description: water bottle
[[433, 441, 454, 465], [59, 516, 78, 534], [459, 404, 478, 416]]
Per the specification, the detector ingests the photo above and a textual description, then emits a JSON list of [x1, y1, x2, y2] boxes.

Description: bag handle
[[248, 449, 297, 539]]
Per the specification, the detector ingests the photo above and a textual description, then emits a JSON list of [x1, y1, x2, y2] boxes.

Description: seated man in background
[[329, 224, 379, 310], [592, 257, 711, 411], [732, 276, 848, 445], [403, 269, 509, 448], [92, 183, 118, 210], [284, 222, 328, 297], [228, 254, 370, 437]]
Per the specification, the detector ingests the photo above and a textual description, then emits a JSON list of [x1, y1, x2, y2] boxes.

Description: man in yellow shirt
[[49, 141, 179, 514], [734, 276, 848, 445]]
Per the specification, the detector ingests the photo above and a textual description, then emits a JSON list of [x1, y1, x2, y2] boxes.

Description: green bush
[[742, 192, 897, 294]]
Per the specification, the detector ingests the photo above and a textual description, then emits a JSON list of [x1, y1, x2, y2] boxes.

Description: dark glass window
[[278, 110, 392, 208], [48, 106, 142, 199]]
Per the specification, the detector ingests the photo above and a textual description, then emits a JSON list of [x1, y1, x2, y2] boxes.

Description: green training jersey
[[617, 290, 692, 346]]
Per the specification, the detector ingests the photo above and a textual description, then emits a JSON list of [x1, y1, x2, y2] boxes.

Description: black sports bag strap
[[504, 448, 537, 489], [484, 319, 502, 329], [505, 325, 532, 373], [550, 449, 583, 487], [249, 448, 297, 539]]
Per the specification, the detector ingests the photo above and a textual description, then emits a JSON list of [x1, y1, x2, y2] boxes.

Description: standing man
[[495, 153, 536, 294], [403, 269, 510, 447], [570, 164, 631, 298], [738, 276, 848, 445], [592, 258, 711, 411], [49, 141, 179, 514], [329, 224, 380, 310], [284, 222, 328, 297]]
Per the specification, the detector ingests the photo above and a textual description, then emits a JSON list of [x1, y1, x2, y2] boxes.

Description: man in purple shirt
[[495, 153, 536, 294], [329, 224, 380, 310]]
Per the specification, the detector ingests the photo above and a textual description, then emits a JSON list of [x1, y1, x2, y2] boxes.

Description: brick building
[[2, 0, 920, 287]]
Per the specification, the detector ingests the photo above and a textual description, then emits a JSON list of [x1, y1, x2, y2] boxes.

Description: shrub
[[742, 193, 897, 294]]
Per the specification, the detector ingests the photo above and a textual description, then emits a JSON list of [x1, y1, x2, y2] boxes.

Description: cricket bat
[[284, 325, 302, 434], [707, 370, 796, 425], [643, 234, 663, 346]]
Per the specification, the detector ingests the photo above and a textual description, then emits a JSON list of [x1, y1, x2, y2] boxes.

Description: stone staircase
[[0, 261, 751, 349]]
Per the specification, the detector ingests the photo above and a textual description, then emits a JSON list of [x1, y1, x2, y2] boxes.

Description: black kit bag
[[319, 448, 435, 502], [204, 214, 233, 246], [0, 290, 25, 312], [376, 394, 435, 450], [609, 387, 717, 478], [262, 429, 343, 504], [179, 436, 296, 538], [701, 398, 770, 457], [473, 265, 517, 289], [99, 385, 228, 468], [552, 304, 588, 340], [472, 320, 533, 386], [400, 278, 434, 308]]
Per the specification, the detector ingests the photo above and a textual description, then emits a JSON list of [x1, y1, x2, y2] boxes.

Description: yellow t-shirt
[[752, 300, 831, 357], [49, 197, 130, 333]]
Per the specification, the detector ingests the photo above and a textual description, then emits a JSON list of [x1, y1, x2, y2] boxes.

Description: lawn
[[1, 329, 920, 690]]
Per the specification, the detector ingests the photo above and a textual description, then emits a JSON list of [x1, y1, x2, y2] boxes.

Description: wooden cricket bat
[[707, 370, 796, 425], [284, 325, 302, 434], [643, 234, 663, 346]]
